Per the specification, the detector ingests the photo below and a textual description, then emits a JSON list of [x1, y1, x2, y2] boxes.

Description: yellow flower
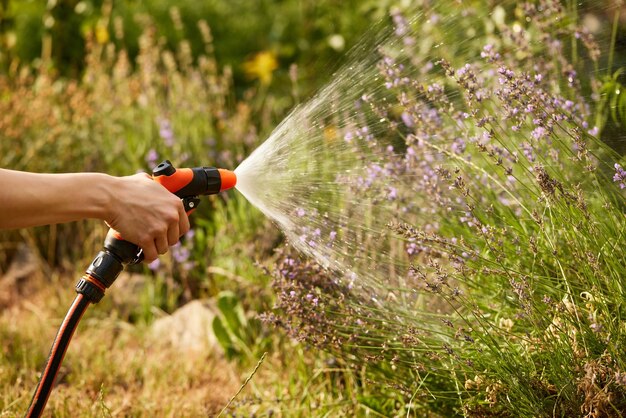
[[323, 126, 337, 142], [243, 51, 278, 85], [95, 21, 109, 44]]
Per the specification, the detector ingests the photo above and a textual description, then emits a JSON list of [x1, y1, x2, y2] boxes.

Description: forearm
[[0, 169, 116, 229]]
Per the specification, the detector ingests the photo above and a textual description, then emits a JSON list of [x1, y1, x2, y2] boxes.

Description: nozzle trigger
[[182, 196, 201, 213]]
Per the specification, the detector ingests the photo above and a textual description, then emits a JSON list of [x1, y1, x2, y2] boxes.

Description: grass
[[0, 276, 238, 416], [0, 0, 625, 416], [0, 272, 376, 417]]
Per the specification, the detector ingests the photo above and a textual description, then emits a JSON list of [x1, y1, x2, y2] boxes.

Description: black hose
[[25, 294, 90, 418]]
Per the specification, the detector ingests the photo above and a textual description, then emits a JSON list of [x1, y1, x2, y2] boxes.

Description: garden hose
[[25, 294, 90, 417], [25, 161, 237, 418]]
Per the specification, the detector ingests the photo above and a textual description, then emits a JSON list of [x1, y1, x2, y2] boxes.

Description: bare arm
[[0, 169, 190, 262]]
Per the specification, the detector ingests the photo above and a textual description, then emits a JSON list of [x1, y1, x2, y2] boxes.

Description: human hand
[[104, 173, 190, 262]]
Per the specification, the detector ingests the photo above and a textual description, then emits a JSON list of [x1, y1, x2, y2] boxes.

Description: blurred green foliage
[[598, 69, 626, 128], [0, 0, 394, 93], [212, 290, 270, 361]]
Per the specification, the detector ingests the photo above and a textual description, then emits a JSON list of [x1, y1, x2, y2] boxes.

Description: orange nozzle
[[218, 169, 237, 191]]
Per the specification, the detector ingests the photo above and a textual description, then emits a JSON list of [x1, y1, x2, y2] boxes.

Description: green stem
[[608, 5, 620, 75]]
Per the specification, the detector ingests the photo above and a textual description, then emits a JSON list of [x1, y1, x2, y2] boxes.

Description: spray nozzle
[[217, 168, 237, 191], [152, 160, 236, 197]]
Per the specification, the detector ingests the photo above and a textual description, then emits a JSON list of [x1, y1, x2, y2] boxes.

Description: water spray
[[25, 160, 236, 418]]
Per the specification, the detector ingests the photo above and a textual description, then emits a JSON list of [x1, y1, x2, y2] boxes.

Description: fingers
[[167, 221, 180, 247], [167, 202, 188, 246], [144, 201, 189, 264], [141, 229, 176, 263], [178, 204, 190, 237], [155, 234, 169, 255], [142, 241, 159, 263]]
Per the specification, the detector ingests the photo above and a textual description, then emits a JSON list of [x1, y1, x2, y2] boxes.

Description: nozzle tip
[[218, 169, 237, 191]]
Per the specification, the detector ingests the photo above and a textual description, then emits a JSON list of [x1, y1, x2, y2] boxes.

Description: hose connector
[[75, 277, 105, 303]]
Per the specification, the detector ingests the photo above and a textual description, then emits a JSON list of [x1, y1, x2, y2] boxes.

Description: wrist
[[94, 174, 120, 222]]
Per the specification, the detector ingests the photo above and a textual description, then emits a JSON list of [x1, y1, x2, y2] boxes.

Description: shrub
[[254, 1, 626, 415]]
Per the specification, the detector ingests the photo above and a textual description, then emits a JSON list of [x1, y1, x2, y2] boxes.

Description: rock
[[150, 299, 223, 355], [0, 243, 39, 308], [106, 272, 148, 318]]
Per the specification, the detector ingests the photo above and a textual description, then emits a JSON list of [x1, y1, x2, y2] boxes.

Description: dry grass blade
[[217, 352, 268, 417]]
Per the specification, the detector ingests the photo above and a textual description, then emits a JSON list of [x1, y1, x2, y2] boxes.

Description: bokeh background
[[0, 0, 625, 416]]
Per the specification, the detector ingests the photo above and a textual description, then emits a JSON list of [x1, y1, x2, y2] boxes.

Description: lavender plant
[[238, 1, 626, 415]]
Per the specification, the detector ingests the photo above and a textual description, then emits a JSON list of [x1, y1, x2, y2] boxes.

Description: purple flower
[[481, 44, 492, 57], [401, 112, 415, 128], [172, 242, 190, 263], [420, 61, 434, 74], [497, 67, 514, 79], [531, 126, 548, 140], [148, 258, 161, 271], [329, 230, 337, 241], [158, 118, 175, 147], [522, 142, 536, 161], [613, 163, 626, 189], [451, 138, 466, 154], [480, 44, 501, 61], [456, 64, 471, 77], [588, 126, 599, 136], [392, 9, 409, 37], [145, 149, 159, 165], [295, 208, 306, 217]]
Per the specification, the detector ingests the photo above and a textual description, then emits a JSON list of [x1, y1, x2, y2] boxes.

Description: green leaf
[[212, 315, 236, 358], [217, 291, 248, 340]]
